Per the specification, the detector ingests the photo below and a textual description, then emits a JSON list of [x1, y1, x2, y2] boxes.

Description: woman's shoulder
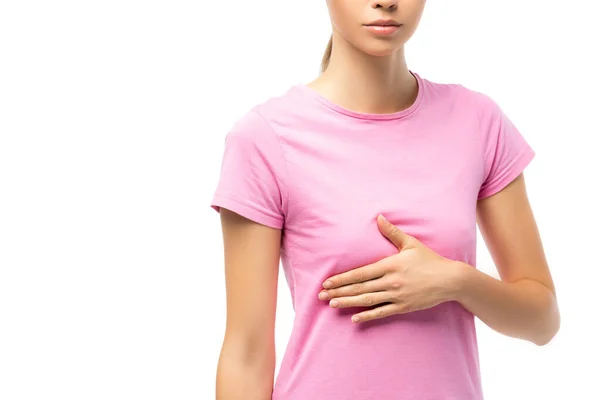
[[420, 74, 492, 104], [225, 84, 313, 143], [422, 74, 507, 123]]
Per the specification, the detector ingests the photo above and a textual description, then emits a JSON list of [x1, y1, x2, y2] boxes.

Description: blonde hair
[[320, 34, 333, 74]]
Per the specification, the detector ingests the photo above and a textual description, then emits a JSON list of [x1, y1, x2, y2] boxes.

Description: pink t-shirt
[[210, 71, 535, 399]]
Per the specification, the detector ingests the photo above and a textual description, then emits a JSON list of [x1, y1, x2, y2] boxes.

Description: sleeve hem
[[210, 193, 284, 229], [477, 146, 535, 200]]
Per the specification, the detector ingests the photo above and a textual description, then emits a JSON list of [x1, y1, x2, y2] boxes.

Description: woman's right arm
[[215, 207, 281, 400]]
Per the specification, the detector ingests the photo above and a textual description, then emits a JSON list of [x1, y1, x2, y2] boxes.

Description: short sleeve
[[210, 109, 287, 229], [476, 92, 536, 200]]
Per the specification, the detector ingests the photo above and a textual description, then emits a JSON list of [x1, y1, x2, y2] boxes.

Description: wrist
[[443, 259, 472, 303]]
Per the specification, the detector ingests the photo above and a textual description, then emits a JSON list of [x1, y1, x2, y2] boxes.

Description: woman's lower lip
[[364, 25, 401, 36]]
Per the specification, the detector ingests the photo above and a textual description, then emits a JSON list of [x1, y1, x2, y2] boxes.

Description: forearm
[[216, 340, 275, 399], [448, 261, 560, 346]]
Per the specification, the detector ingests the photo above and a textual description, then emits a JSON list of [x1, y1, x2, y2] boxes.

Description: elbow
[[534, 329, 558, 347], [216, 332, 276, 398], [534, 317, 560, 346], [219, 333, 276, 373], [534, 332, 555, 347], [533, 296, 561, 346]]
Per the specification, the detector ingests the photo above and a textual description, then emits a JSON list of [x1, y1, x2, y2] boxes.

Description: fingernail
[[330, 299, 339, 307], [378, 214, 387, 223], [323, 280, 333, 289], [318, 291, 329, 300], [352, 315, 360, 323]]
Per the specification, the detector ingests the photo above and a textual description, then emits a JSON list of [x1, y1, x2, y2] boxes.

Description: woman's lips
[[363, 24, 402, 36]]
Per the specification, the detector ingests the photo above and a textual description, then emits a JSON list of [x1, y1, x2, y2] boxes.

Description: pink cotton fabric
[[210, 71, 535, 399]]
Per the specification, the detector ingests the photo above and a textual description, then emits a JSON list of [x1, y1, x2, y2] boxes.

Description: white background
[[1, 1, 598, 399]]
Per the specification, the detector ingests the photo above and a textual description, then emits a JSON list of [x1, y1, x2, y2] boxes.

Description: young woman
[[210, 1, 560, 399]]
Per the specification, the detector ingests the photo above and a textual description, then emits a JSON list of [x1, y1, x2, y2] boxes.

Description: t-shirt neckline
[[293, 70, 424, 121]]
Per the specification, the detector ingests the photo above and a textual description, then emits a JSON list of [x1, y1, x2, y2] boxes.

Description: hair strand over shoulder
[[320, 34, 333, 74]]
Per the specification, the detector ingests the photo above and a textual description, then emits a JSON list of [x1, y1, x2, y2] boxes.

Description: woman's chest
[[282, 141, 481, 273]]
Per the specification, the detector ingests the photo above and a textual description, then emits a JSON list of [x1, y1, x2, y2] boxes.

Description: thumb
[[377, 214, 412, 250]]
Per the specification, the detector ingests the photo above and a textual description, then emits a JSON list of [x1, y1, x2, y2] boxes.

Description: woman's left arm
[[453, 172, 560, 346]]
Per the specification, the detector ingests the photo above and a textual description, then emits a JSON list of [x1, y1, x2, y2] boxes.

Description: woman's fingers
[[318, 277, 389, 301], [322, 259, 388, 289], [327, 290, 392, 308], [351, 303, 399, 323]]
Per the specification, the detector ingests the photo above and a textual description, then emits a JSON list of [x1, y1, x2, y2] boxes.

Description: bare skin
[[215, 209, 280, 399], [215, 1, 560, 398], [308, 0, 426, 115]]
